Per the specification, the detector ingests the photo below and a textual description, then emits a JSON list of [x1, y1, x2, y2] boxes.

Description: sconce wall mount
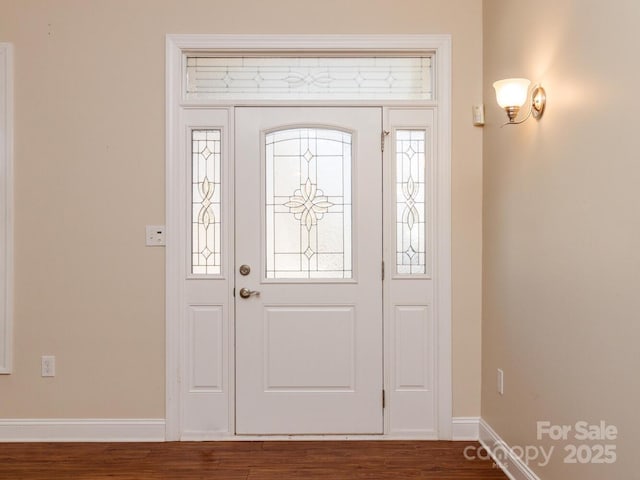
[[493, 78, 546, 126], [530, 85, 546, 119]]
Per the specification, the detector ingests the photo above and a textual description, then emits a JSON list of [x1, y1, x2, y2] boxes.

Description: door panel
[[264, 306, 355, 390], [235, 107, 383, 434]]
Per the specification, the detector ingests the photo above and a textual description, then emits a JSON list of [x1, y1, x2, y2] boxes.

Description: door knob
[[239, 287, 260, 299], [239, 264, 251, 276]]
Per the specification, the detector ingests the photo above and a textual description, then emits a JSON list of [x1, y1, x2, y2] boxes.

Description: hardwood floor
[[0, 441, 508, 479]]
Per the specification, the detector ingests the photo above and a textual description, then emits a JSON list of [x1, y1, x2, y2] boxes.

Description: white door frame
[[165, 34, 452, 441]]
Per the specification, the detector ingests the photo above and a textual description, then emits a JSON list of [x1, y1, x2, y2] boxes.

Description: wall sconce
[[493, 78, 546, 125]]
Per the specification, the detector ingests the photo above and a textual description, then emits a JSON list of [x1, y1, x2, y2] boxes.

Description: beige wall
[[483, 0, 640, 477], [0, 0, 483, 419]]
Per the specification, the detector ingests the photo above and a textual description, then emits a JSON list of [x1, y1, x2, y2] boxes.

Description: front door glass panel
[[265, 128, 352, 279]]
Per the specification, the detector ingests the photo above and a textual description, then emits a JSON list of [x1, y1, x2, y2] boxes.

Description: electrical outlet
[[42, 355, 55, 377], [146, 225, 166, 246], [497, 368, 504, 395]]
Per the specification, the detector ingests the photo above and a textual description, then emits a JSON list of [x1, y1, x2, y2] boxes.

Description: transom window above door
[[185, 56, 433, 101]]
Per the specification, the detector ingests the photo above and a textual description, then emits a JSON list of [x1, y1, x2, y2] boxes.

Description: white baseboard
[[183, 424, 473, 441], [0, 417, 480, 443], [0, 418, 166, 442], [479, 419, 541, 480], [181, 432, 441, 441], [452, 416, 479, 440]]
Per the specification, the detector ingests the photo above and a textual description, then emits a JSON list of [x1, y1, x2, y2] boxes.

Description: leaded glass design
[[192, 129, 221, 275], [186, 56, 432, 101], [266, 128, 352, 279], [396, 130, 427, 275]]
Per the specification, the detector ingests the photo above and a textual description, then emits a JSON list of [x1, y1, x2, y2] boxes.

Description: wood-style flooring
[[0, 441, 507, 479]]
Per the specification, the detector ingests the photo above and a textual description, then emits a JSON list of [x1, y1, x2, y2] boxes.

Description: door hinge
[[382, 389, 386, 409], [381, 130, 390, 152], [381, 260, 385, 281]]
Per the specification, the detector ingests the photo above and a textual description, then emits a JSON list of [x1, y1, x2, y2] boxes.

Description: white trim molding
[[479, 419, 542, 480], [0, 419, 166, 442], [166, 34, 452, 440], [452, 417, 480, 441], [0, 43, 14, 374]]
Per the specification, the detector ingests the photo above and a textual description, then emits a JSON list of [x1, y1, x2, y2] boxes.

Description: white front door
[[235, 107, 383, 435]]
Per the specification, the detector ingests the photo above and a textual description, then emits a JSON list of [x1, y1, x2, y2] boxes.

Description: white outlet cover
[[41, 355, 55, 377]]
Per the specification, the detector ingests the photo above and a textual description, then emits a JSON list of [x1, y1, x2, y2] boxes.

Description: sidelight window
[[191, 129, 222, 275], [396, 129, 427, 275]]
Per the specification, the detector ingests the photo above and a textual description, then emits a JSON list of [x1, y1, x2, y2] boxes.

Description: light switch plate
[[146, 225, 166, 246], [472, 104, 485, 126]]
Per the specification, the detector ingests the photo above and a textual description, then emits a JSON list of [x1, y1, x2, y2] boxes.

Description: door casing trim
[[166, 34, 452, 440]]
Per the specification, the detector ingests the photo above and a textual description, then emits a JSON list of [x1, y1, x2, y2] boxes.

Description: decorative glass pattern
[[192, 129, 221, 275], [396, 130, 427, 275], [266, 128, 352, 279], [186, 56, 432, 101]]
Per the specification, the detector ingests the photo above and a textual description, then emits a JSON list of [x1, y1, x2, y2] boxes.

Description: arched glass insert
[[265, 128, 352, 279]]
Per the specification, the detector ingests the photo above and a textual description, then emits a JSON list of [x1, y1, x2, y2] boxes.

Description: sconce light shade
[[493, 78, 531, 109], [493, 78, 546, 125]]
